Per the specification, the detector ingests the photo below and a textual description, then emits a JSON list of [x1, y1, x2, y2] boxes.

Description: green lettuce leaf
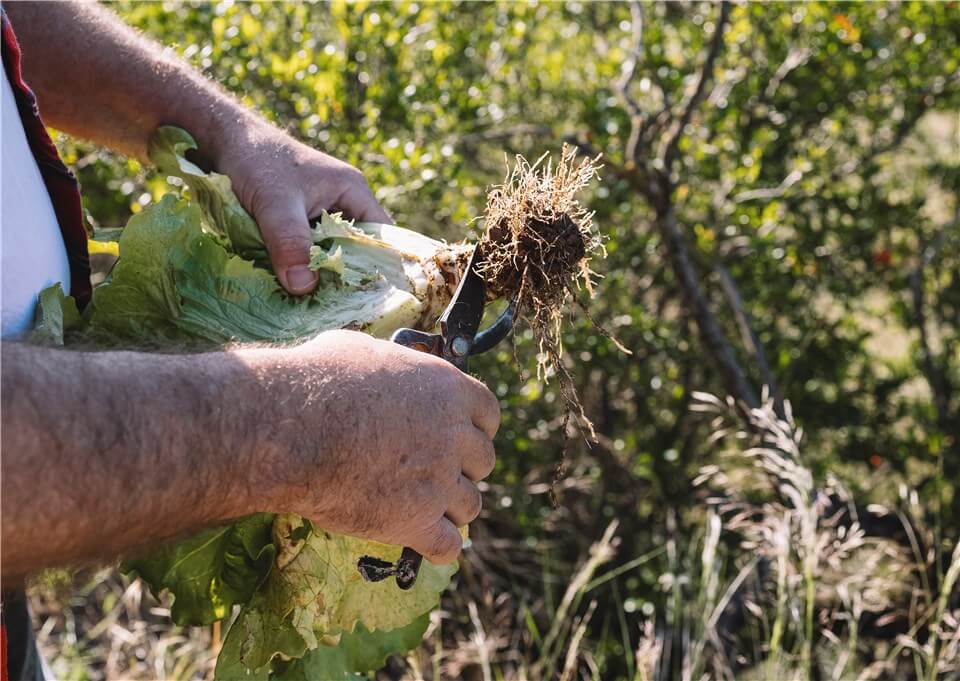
[[149, 126, 268, 263], [31, 283, 80, 346], [86, 196, 203, 343], [270, 616, 430, 681], [125, 513, 276, 625], [87, 198, 442, 345]]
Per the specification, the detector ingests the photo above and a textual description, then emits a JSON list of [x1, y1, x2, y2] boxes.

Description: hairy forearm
[[0, 343, 263, 584], [5, 0, 259, 163], [0, 330, 500, 578]]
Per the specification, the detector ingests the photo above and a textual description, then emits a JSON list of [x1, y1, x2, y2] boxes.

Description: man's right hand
[[237, 330, 500, 565], [2, 330, 497, 580]]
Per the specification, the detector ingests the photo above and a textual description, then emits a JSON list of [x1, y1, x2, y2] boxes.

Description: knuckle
[[466, 488, 483, 521], [430, 528, 460, 563], [486, 391, 502, 428], [462, 429, 496, 480], [415, 479, 445, 513], [239, 176, 265, 211], [480, 442, 497, 478], [338, 164, 367, 186], [268, 232, 311, 261], [246, 181, 284, 216], [352, 168, 370, 187]]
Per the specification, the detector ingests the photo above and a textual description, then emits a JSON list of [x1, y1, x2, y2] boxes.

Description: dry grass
[[688, 390, 959, 681], [27, 567, 214, 681]]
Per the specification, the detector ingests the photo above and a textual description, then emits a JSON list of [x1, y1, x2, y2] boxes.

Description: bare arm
[[5, 0, 245, 163], [1, 331, 499, 585], [4, 1, 391, 295], [0, 342, 255, 584]]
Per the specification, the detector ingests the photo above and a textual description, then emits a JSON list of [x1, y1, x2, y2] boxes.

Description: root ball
[[479, 145, 602, 375], [477, 144, 605, 439]]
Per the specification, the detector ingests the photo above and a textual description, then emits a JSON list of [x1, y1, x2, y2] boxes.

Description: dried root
[[477, 144, 609, 438]]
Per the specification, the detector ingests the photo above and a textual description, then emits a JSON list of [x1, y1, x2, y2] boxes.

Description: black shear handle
[[394, 547, 424, 590]]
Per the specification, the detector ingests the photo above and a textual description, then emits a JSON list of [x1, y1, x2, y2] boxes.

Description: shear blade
[[438, 246, 486, 348]]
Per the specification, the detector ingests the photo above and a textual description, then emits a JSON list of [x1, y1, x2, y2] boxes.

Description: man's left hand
[[216, 121, 392, 295]]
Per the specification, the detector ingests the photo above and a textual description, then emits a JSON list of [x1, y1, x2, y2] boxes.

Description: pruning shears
[[356, 245, 516, 589]]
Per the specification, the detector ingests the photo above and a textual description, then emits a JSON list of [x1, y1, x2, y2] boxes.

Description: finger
[[445, 476, 483, 527], [253, 192, 318, 295], [461, 376, 501, 439], [408, 516, 462, 565], [459, 427, 496, 482], [335, 176, 393, 224]]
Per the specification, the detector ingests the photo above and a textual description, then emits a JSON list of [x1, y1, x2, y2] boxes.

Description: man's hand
[[214, 123, 391, 295], [240, 331, 499, 564], [1, 333, 499, 580], [6, 1, 390, 296]]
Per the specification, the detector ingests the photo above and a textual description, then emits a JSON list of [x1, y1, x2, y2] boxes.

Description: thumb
[[407, 517, 463, 565], [253, 193, 318, 295]]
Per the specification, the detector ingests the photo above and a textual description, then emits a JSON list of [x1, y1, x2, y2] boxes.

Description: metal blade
[[438, 247, 486, 369]]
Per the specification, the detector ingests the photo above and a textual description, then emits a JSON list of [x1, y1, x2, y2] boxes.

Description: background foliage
[[37, 1, 959, 679]]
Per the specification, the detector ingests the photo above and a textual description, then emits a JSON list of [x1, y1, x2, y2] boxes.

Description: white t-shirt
[[1, 69, 72, 339]]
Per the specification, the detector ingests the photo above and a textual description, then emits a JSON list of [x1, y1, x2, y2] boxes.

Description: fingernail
[[286, 266, 318, 294]]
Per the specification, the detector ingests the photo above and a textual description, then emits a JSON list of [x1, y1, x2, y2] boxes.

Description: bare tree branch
[[733, 168, 804, 204], [650, 182, 759, 410], [660, 1, 731, 166], [715, 264, 781, 414], [763, 46, 811, 100], [613, 1, 653, 163], [909, 216, 958, 434], [614, 0, 645, 119], [455, 124, 554, 147]]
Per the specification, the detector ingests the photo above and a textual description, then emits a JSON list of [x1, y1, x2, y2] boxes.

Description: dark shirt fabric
[[1, 593, 44, 681], [2, 8, 94, 681]]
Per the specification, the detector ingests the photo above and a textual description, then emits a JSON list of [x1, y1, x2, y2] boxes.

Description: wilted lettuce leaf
[[215, 594, 308, 680], [268, 515, 455, 647], [125, 513, 276, 625], [31, 283, 80, 346], [213, 515, 446, 679]]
